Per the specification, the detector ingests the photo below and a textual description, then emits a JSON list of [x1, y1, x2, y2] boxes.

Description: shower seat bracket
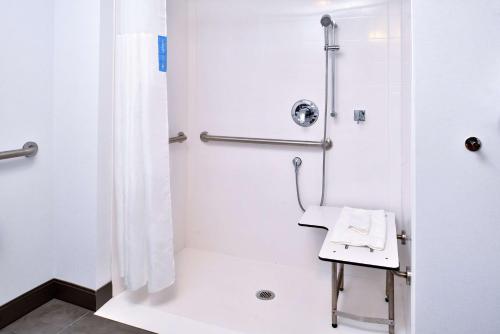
[[396, 230, 408, 245], [393, 266, 412, 286]]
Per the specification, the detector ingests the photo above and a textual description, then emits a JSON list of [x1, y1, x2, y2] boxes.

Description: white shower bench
[[299, 206, 400, 334]]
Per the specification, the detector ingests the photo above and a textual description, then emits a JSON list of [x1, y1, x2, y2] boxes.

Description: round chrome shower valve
[[291, 99, 319, 127]]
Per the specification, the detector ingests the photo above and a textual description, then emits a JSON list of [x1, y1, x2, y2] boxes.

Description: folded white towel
[[329, 207, 387, 251], [344, 207, 371, 235], [366, 210, 387, 250]]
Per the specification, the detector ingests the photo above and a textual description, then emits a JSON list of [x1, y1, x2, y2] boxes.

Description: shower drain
[[256, 290, 275, 301]]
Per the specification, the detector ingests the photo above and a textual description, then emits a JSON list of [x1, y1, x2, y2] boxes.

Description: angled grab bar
[[169, 132, 187, 144], [0, 142, 38, 161], [200, 131, 332, 150]]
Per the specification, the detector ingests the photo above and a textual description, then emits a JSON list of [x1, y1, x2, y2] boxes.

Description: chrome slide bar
[[0, 142, 38, 161], [169, 132, 187, 144], [200, 131, 332, 150]]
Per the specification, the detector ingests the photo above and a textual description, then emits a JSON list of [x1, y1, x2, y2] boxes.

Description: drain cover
[[256, 290, 275, 301]]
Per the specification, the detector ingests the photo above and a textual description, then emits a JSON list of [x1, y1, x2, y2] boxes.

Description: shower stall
[[97, 0, 413, 333]]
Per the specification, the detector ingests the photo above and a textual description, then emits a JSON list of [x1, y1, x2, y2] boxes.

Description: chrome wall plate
[[354, 110, 366, 124], [291, 100, 319, 127]]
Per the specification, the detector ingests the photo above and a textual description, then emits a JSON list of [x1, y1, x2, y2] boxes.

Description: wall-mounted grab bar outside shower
[[0, 134, 184, 162], [0, 142, 38, 161], [200, 131, 332, 150], [169, 132, 187, 144]]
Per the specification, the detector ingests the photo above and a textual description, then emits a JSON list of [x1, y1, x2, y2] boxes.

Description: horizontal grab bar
[[0, 134, 183, 162], [200, 132, 332, 150], [169, 132, 187, 144], [0, 142, 39, 161]]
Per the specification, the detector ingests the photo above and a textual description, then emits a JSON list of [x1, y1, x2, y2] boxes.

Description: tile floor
[[0, 299, 154, 334]]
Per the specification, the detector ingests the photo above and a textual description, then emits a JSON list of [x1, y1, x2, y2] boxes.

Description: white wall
[[52, 0, 113, 290], [167, 0, 189, 253], [412, 1, 500, 333], [183, 0, 409, 269], [96, 0, 115, 292], [400, 0, 412, 332], [0, 0, 55, 305], [1, 0, 113, 304]]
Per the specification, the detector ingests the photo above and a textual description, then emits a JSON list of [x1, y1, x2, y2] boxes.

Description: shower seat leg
[[332, 262, 338, 328], [385, 270, 389, 302], [387, 270, 395, 334], [339, 264, 344, 291]]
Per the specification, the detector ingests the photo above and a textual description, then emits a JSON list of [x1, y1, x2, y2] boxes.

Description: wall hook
[[465, 137, 481, 152]]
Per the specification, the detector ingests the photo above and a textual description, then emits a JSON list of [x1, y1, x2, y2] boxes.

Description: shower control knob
[[465, 137, 481, 152], [291, 100, 319, 127]]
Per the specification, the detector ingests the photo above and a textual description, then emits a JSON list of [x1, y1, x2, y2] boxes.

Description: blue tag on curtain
[[158, 35, 167, 72]]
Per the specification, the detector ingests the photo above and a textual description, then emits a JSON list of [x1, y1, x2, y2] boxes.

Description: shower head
[[321, 14, 337, 28], [320, 14, 333, 27], [321, 14, 337, 48]]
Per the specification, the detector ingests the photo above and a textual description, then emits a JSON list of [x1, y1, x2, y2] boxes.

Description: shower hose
[[293, 135, 327, 212], [294, 38, 333, 212]]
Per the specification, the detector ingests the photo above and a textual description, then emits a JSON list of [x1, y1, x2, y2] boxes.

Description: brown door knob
[[465, 137, 481, 152]]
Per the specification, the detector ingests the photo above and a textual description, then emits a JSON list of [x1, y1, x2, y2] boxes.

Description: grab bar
[[200, 131, 332, 150], [169, 132, 187, 144], [0, 142, 39, 161]]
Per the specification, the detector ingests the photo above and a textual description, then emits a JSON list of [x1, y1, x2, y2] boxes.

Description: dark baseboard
[[0, 279, 112, 329], [0, 281, 55, 329], [95, 281, 113, 310], [52, 279, 113, 311]]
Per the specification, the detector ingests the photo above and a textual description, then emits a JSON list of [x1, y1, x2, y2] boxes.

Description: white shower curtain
[[113, 0, 174, 293]]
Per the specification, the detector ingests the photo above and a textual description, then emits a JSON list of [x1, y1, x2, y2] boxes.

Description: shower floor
[[96, 248, 407, 334]]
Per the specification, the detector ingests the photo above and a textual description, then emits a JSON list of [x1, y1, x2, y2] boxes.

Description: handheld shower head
[[320, 14, 333, 27], [320, 14, 337, 48]]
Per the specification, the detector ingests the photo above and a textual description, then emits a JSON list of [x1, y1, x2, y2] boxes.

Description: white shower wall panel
[[183, 0, 409, 268]]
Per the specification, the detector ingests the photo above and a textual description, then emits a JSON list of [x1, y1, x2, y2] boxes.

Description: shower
[[320, 14, 339, 118], [293, 14, 339, 212], [320, 14, 333, 27]]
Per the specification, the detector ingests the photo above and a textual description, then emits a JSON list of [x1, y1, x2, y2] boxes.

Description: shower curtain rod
[[200, 131, 332, 150]]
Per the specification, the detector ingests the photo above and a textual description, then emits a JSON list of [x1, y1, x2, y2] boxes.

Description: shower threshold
[[96, 248, 407, 334]]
